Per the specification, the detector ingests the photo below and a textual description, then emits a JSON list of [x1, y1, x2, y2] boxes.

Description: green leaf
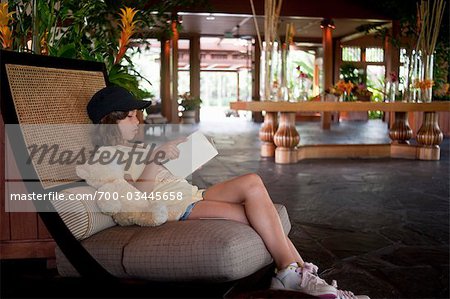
[[55, 43, 77, 59]]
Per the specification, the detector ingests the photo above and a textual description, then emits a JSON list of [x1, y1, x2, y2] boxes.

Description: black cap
[[87, 86, 152, 123]]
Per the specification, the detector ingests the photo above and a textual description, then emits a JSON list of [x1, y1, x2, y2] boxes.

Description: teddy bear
[[75, 162, 169, 227]]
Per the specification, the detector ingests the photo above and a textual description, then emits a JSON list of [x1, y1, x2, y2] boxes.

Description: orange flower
[[0, 26, 12, 48], [345, 81, 354, 95], [0, 3, 14, 49], [40, 30, 49, 55], [414, 79, 434, 90], [335, 80, 354, 95], [0, 3, 14, 26], [336, 80, 347, 93], [422, 80, 434, 89], [114, 6, 138, 65]]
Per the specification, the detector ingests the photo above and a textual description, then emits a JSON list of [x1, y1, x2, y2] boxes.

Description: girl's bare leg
[[287, 237, 305, 266], [188, 173, 303, 270]]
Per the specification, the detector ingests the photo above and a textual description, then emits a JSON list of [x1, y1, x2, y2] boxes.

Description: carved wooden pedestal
[[259, 112, 278, 157], [389, 111, 444, 160], [273, 113, 300, 164], [389, 112, 413, 144], [416, 112, 443, 160], [231, 101, 450, 164]]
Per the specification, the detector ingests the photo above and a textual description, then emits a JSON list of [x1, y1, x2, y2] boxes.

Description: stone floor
[[1, 118, 448, 299], [188, 118, 449, 299]]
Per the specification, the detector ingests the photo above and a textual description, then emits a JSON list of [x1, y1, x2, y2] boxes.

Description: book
[[163, 131, 218, 178]]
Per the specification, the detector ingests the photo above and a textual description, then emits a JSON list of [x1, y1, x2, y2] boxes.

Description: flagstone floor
[[190, 118, 449, 299]]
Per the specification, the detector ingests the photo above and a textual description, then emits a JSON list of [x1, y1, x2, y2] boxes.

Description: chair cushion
[[56, 226, 140, 277], [56, 204, 291, 282], [52, 186, 116, 240]]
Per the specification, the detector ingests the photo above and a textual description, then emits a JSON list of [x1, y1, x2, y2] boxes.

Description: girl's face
[[117, 110, 139, 142]]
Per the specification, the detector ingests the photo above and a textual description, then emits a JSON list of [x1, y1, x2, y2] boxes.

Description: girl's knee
[[242, 174, 266, 197], [243, 173, 263, 186]]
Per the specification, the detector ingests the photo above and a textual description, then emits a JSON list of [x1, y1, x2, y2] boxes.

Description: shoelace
[[303, 262, 319, 275], [296, 267, 331, 288], [303, 265, 357, 298], [300, 263, 327, 285], [302, 263, 360, 298], [332, 279, 356, 299], [336, 289, 356, 299]]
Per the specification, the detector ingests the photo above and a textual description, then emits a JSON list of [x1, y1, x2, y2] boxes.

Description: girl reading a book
[[84, 86, 369, 299]]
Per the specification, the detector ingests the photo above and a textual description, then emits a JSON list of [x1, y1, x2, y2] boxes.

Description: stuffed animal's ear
[[75, 164, 89, 180]]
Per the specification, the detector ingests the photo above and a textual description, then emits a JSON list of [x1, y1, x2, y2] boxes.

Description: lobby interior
[[1, 0, 449, 298]]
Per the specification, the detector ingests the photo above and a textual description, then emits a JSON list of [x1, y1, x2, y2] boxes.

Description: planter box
[[181, 110, 196, 124]]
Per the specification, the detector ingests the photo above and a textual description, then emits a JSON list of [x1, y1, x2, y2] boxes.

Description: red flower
[[389, 72, 398, 83]]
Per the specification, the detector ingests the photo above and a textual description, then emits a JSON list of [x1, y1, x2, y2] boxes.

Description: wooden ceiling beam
[[187, 0, 390, 20]]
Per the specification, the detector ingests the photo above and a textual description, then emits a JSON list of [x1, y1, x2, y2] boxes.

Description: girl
[[85, 86, 369, 299]]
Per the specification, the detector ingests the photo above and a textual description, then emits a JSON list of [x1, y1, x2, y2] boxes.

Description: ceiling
[[178, 13, 389, 42]]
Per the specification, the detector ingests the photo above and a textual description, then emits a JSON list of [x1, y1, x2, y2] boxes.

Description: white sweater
[[76, 144, 204, 223]]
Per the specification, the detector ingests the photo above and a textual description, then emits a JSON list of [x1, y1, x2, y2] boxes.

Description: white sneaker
[[270, 264, 337, 299], [303, 262, 319, 275], [336, 290, 370, 299], [331, 280, 370, 299]]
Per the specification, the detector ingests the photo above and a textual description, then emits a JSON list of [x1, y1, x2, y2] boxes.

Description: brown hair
[[91, 111, 129, 146]]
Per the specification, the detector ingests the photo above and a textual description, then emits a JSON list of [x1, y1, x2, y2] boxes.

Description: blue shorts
[[179, 191, 206, 221], [179, 202, 198, 221]]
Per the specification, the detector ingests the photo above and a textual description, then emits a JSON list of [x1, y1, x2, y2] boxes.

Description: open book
[[163, 131, 218, 178]]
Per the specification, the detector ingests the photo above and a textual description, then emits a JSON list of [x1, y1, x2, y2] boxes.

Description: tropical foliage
[[3, 0, 149, 98], [0, 3, 14, 48], [178, 92, 202, 111], [339, 63, 363, 84], [2, 0, 208, 100], [356, 0, 449, 100]]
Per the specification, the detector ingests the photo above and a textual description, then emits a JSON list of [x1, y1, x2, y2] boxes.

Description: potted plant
[[179, 92, 202, 124]]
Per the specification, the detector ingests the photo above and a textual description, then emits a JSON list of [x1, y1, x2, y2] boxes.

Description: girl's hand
[[157, 137, 188, 160]]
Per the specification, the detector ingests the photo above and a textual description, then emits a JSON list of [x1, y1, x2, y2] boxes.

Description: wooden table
[[230, 101, 450, 163]]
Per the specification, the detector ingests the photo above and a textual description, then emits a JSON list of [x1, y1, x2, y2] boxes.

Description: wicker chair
[[1, 50, 291, 294]]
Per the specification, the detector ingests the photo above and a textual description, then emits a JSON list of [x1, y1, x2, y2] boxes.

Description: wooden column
[[189, 34, 201, 123], [170, 19, 180, 123], [313, 51, 320, 96], [321, 22, 334, 129], [160, 37, 172, 122], [252, 39, 263, 123], [384, 20, 400, 125], [385, 20, 401, 82]]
